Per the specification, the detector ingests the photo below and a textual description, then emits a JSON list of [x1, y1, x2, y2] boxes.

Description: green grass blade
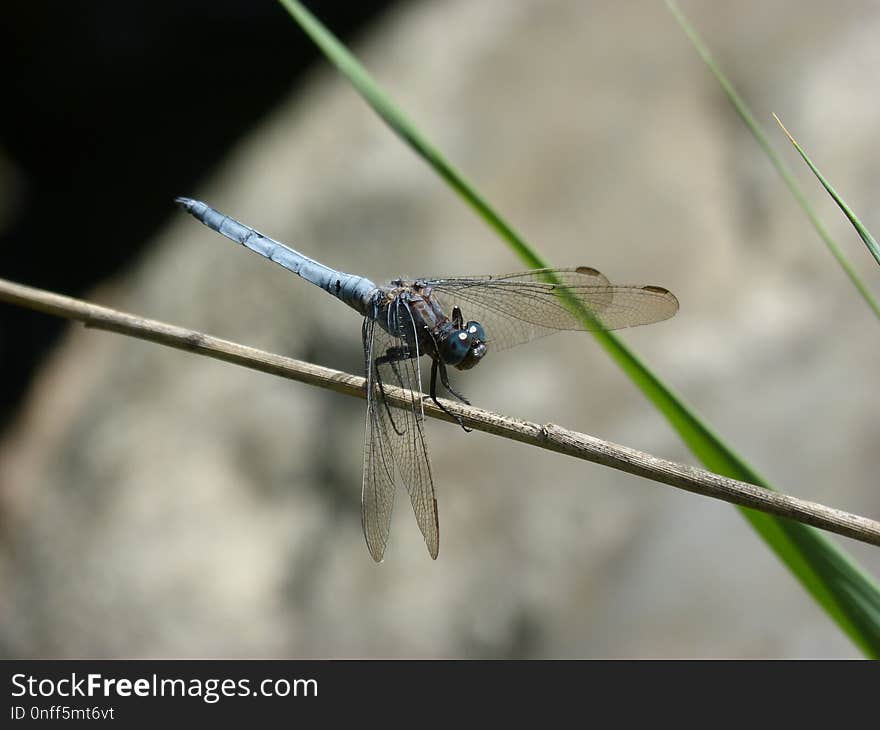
[[664, 0, 880, 320], [279, 0, 880, 657], [774, 113, 880, 267]]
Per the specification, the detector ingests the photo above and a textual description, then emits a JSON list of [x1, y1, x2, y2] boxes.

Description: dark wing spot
[[642, 285, 671, 294], [575, 266, 602, 276]]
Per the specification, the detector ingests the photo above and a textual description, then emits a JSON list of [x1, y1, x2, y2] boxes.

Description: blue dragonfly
[[176, 197, 678, 561]]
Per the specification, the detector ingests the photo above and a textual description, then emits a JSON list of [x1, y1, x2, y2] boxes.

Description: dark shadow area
[[0, 0, 400, 428]]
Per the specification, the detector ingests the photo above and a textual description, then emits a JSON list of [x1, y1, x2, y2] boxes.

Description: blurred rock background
[[2, 0, 880, 657]]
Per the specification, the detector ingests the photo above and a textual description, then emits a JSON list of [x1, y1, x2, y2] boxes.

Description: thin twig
[[2, 275, 880, 547]]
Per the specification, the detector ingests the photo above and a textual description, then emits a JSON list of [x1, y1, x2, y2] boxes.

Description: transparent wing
[[361, 298, 439, 562], [361, 316, 398, 562], [423, 267, 678, 352]]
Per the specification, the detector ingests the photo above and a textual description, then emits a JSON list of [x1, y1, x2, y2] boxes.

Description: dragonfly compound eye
[[441, 329, 472, 366], [455, 321, 487, 370], [465, 321, 486, 343]]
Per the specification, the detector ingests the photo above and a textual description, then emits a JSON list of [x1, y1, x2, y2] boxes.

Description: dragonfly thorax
[[376, 284, 488, 370]]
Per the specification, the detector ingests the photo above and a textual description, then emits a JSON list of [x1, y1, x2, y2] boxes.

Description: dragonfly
[[175, 197, 678, 562]]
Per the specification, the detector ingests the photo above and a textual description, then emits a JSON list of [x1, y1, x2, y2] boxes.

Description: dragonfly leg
[[437, 360, 471, 405], [430, 360, 471, 433], [375, 346, 419, 437], [451, 306, 464, 329]]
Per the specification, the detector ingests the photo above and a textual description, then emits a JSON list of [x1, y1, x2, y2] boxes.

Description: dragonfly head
[[441, 321, 487, 371]]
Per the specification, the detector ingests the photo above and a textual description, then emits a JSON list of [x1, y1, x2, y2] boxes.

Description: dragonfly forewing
[[427, 267, 678, 352], [362, 316, 398, 562], [361, 302, 439, 562]]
